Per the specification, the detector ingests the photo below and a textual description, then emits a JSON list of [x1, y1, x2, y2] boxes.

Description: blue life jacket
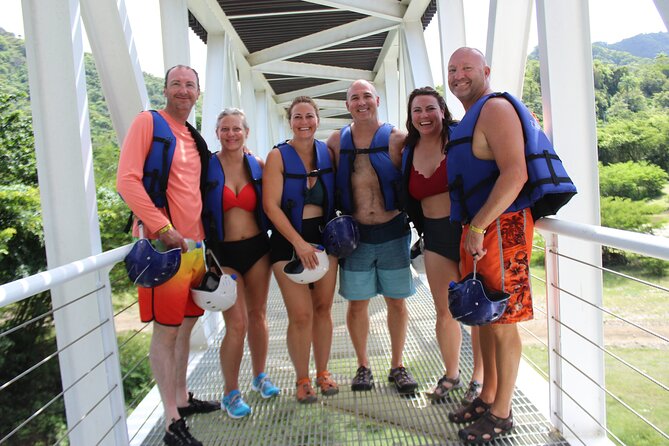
[[446, 92, 577, 223], [124, 110, 209, 232], [141, 110, 210, 214], [277, 140, 335, 233], [400, 123, 458, 235], [202, 152, 270, 242], [336, 123, 401, 214]]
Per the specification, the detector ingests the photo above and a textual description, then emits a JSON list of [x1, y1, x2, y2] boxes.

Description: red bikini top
[[408, 157, 448, 201], [222, 183, 257, 212]]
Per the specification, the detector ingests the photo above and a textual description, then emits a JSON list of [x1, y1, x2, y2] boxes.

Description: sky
[[0, 0, 666, 87]]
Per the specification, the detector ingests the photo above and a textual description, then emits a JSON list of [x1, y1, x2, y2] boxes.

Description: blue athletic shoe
[[251, 372, 280, 399], [221, 390, 252, 419]]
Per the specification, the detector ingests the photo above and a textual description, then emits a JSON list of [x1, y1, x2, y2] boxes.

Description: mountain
[[599, 32, 669, 59], [528, 31, 668, 63]]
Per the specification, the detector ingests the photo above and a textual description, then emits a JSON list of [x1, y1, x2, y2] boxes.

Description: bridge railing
[[1, 218, 668, 445]]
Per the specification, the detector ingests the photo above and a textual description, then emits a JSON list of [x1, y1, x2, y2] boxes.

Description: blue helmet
[[125, 238, 181, 288], [448, 272, 510, 326], [322, 215, 359, 258]]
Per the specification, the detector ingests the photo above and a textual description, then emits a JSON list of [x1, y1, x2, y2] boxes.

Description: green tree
[[600, 196, 664, 232], [0, 94, 66, 444], [597, 114, 669, 171], [522, 59, 543, 123], [599, 161, 669, 200], [0, 94, 36, 185]]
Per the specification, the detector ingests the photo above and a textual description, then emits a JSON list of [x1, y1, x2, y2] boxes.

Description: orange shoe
[[316, 371, 339, 396], [296, 377, 317, 404]]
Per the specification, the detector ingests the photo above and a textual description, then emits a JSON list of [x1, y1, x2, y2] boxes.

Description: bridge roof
[[188, 0, 436, 117]]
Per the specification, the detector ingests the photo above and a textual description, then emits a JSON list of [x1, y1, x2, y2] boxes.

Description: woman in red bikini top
[[404, 87, 482, 404], [210, 108, 279, 418]]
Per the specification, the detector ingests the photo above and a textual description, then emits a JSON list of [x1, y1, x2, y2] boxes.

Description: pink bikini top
[[222, 183, 256, 212]]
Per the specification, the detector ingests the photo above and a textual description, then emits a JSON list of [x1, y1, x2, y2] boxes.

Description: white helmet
[[283, 244, 330, 284], [191, 250, 238, 312], [410, 237, 425, 274]]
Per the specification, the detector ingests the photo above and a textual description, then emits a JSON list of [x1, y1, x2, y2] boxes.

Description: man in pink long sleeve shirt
[[116, 65, 217, 446]]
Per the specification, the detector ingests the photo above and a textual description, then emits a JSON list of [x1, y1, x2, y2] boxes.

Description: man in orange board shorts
[[116, 65, 217, 446], [445, 47, 535, 444]]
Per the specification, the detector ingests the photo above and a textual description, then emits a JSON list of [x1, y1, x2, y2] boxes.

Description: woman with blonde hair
[[203, 108, 279, 418]]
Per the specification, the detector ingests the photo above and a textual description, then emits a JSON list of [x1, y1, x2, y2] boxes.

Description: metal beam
[[201, 33, 227, 151], [319, 108, 350, 117], [187, 0, 248, 54], [275, 80, 349, 103], [302, 0, 406, 21], [248, 17, 397, 66], [403, 0, 433, 21], [486, 0, 533, 97], [536, 1, 605, 443], [22, 1, 126, 444], [187, 0, 275, 95], [159, 0, 191, 69], [401, 20, 433, 88], [80, 0, 148, 142], [320, 117, 352, 128], [436, 0, 466, 119], [255, 60, 373, 81], [654, 0, 669, 30], [310, 98, 347, 109]]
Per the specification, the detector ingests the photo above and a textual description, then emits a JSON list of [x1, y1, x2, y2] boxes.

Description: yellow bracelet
[[157, 223, 173, 235], [469, 224, 486, 235]]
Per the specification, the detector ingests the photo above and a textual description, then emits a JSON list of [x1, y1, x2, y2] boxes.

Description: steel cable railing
[[551, 348, 668, 443], [550, 282, 668, 391], [538, 231, 668, 444]]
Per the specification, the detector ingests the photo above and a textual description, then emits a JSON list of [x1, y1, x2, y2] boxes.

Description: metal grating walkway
[[139, 275, 568, 445]]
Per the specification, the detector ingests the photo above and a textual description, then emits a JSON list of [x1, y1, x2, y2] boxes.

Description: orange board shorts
[[138, 245, 206, 326], [459, 209, 534, 324]]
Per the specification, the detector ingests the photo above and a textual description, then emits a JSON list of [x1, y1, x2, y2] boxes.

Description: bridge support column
[[537, 1, 606, 443], [22, 0, 127, 444]]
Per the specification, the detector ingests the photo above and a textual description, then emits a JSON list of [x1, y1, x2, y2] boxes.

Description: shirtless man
[[326, 80, 417, 395]]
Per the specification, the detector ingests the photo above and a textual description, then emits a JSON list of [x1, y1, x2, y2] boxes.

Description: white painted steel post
[[254, 90, 271, 159], [159, 0, 196, 126], [436, 0, 466, 119], [536, 0, 606, 442], [401, 20, 434, 89], [80, 0, 150, 143], [486, 0, 533, 98], [201, 32, 227, 151], [544, 232, 564, 431], [382, 57, 400, 128], [239, 64, 258, 151], [21, 0, 126, 444], [654, 0, 669, 29], [222, 34, 241, 109]]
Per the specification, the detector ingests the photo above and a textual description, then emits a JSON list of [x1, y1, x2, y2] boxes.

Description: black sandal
[[458, 410, 514, 444], [448, 397, 491, 423], [427, 374, 462, 401]]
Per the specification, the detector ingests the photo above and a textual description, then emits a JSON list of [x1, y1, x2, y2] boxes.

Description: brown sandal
[[448, 397, 491, 423], [458, 410, 514, 444], [427, 373, 462, 401], [316, 371, 339, 396], [296, 377, 317, 404]]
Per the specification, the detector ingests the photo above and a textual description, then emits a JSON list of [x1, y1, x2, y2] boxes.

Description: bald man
[[445, 47, 535, 443], [326, 80, 418, 395]]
